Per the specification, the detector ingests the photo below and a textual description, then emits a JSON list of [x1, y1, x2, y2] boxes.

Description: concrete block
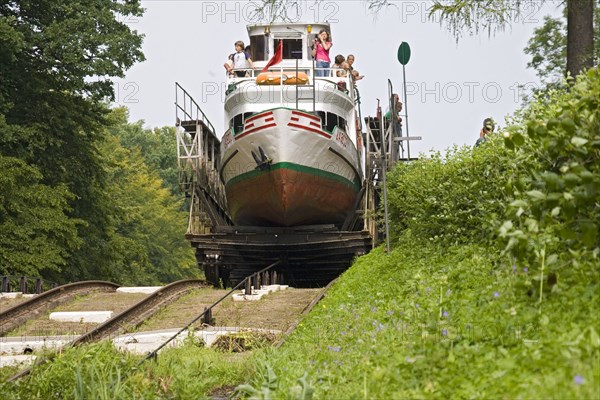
[[0, 292, 23, 299], [49, 311, 113, 323], [232, 293, 264, 301], [0, 355, 36, 368], [116, 286, 162, 294]]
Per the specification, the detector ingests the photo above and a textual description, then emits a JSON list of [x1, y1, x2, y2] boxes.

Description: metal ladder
[[175, 82, 233, 234]]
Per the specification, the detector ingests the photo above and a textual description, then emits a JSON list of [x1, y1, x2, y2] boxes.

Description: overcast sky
[[113, 0, 563, 155]]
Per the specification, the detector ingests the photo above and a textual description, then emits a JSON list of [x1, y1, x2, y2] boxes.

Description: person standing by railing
[[312, 30, 332, 77], [224, 40, 254, 77]]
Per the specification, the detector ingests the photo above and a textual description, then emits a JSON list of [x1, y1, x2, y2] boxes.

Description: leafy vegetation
[[0, 3, 197, 284], [3, 69, 596, 400], [0, 341, 255, 399], [231, 69, 600, 397], [109, 108, 181, 196], [0, 148, 81, 277]]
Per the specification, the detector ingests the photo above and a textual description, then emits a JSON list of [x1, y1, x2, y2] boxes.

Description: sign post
[[397, 42, 411, 160]]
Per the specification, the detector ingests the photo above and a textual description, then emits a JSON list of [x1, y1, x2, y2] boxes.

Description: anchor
[[251, 146, 272, 170]]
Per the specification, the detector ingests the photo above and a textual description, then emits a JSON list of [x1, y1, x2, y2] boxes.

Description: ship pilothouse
[[220, 22, 364, 228]]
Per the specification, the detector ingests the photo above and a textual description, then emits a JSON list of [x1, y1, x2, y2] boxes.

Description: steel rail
[[0, 281, 120, 336], [71, 279, 207, 345], [6, 279, 207, 383], [138, 260, 281, 364]]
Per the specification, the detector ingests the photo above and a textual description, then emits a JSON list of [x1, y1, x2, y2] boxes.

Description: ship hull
[[220, 108, 361, 227]]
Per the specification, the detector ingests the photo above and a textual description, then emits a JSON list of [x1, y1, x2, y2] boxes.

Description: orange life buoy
[[256, 72, 281, 85], [284, 72, 309, 85], [256, 72, 309, 85]]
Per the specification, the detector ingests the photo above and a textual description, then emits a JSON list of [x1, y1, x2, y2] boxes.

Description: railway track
[[6, 278, 208, 382], [71, 279, 207, 345], [0, 280, 120, 336], [5, 263, 331, 387]]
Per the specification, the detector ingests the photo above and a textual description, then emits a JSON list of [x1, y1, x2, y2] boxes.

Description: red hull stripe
[[290, 117, 300, 122], [236, 123, 277, 139], [309, 121, 321, 128], [291, 110, 320, 122], [287, 122, 331, 138], [265, 117, 275, 122], [245, 111, 274, 123], [245, 123, 255, 129]]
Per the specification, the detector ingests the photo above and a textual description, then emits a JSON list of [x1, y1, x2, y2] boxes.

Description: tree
[[99, 113, 197, 284], [0, 1, 145, 282], [524, 6, 599, 86], [427, 0, 596, 78], [108, 108, 181, 196], [254, 0, 595, 78], [566, 0, 595, 77], [0, 124, 81, 277]]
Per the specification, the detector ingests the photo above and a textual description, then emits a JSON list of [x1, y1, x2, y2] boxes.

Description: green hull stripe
[[226, 162, 361, 190]]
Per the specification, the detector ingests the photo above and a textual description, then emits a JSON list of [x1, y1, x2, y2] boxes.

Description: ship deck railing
[[227, 66, 355, 87]]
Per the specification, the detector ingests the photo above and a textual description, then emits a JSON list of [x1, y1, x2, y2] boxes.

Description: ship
[[175, 22, 397, 287], [220, 22, 362, 228]]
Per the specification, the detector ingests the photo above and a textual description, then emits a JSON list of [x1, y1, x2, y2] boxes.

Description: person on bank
[[384, 94, 403, 126], [475, 117, 495, 147], [312, 30, 332, 77]]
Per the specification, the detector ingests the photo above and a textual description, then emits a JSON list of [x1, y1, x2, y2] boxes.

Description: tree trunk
[[566, 0, 594, 78]]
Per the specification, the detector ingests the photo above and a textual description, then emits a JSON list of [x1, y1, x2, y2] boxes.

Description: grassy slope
[[2, 71, 598, 400], [253, 240, 599, 398]]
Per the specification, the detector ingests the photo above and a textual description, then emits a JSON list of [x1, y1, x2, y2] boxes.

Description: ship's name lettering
[[335, 130, 347, 147]]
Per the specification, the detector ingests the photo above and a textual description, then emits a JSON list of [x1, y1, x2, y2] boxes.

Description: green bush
[[387, 135, 537, 248], [501, 68, 600, 270]]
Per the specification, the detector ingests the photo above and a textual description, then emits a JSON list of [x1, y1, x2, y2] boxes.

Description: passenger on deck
[[224, 40, 254, 77], [332, 54, 345, 70], [347, 54, 364, 81], [337, 61, 350, 77], [312, 30, 332, 77]]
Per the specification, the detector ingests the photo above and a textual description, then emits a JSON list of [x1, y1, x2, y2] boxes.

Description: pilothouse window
[[249, 35, 266, 61], [321, 112, 346, 133], [230, 112, 256, 135], [282, 39, 302, 59]]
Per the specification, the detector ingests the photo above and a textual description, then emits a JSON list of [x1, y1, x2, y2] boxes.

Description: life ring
[[256, 72, 281, 85], [284, 72, 309, 85], [256, 72, 309, 85]]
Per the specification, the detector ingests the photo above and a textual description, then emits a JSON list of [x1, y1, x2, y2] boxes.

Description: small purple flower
[[375, 322, 385, 332], [327, 345, 341, 352], [426, 287, 431, 293], [371, 306, 377, 313], [446, 289, 452, 295], [442, 311, 449, 318], [523, 267, 529, 273], [309, 360, 316, 365], [512, 264, 517, 272], [415, 303, 420, 308], [386, 310, 394, 316], [574, 375, 585, 385], [494, 292, 500, 298], [442, 329, 448, 337]]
